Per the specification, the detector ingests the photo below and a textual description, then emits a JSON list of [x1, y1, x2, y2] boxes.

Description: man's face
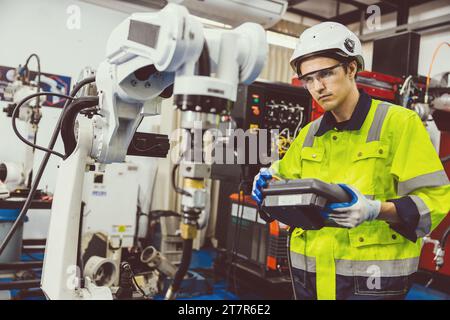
[[299, 56, 354, 112]]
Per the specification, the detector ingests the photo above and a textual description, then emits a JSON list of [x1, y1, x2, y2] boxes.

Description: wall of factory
[[349, 0, 450, 77]]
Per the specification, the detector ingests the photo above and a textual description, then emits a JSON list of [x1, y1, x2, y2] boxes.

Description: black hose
[[148, 210, 180, 220], [24, 53, 41, 92], [60, 96, 99, 157], [171, 163, 191, 197], [24, 53, 41, 105], [165, 238, 193, 299], [12, 92, 77, 159], [0, 76, 96, 256], [77, 202, 86, 280], [440, 226, 450, 248]]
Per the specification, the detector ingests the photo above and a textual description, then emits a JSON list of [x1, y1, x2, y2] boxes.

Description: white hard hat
[[290, 22, 364, 74]]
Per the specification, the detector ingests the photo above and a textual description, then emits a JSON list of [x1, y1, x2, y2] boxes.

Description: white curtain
[[259, 44, 296, 84]]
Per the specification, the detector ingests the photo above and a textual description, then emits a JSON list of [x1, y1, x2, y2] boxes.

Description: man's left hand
[[326, 184, 381, 228]]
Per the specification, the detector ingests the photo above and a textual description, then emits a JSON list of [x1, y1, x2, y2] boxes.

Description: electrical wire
[[171, 163, 192, 197], [148, 210, 180, 220], [425, 42, 450, 103], [227, 179, 245, 295], [121, 261, 149, 299], [226, 183, 241, 293], [286, 229, 297, 300], [24, 53, 41, 92], [0, 76, 97, 256], [12, 92, 77, 159], [293, 111, 304, 138], [232, 184, 244, 295], [24, 53, 42, 109]]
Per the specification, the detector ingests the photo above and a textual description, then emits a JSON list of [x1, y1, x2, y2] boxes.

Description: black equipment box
[[261, 179, 351, 230], [372, 32, 420, 78]]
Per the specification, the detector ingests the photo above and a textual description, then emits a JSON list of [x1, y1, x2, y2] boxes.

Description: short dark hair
[[341, 59, 359, 80]]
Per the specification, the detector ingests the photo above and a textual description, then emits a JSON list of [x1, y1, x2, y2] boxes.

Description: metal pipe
[[140, 246, 178, 278], [0, 279, 41, 290], [0, 261, 43, 270]]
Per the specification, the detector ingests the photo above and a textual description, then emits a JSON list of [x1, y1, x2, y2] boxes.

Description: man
[[252, 22, 450, 300]]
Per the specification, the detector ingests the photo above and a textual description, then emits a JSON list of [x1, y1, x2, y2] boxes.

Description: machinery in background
[[0, 54, 52, 277], [393, 42, 450, 293], [1, 55, 45, 196], [372, 32, 421, 79], [211, 81, 311, 298], [80, 162, 142, 287], [0, 3, 268, 300], [213, 193, 292, 299], [79, 159, 190, 297], [212, 81, 311, 185], [418, 74, 450, 293]]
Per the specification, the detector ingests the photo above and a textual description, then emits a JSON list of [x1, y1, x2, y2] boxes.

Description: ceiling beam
[[287, 0, 309, 7], [359, 13, 450, 42], [337, 0, 366, 10], [330, 2, 396, 25], [330, 0, 437, 25], [379, 0, 398, 8], [287, 8, 327, 21], [269, 19, 309, 38]]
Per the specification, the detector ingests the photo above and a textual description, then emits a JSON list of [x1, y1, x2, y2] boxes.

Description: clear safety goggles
[[298, 62, 346, 90]]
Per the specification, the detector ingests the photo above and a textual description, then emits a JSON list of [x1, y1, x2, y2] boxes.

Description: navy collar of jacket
[[315, 90, 372, 137]]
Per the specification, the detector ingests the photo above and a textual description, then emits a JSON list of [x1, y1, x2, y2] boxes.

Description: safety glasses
[[298, 62, 346, 90]]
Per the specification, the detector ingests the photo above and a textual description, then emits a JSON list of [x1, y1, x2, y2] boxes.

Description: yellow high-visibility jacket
[[271, 91, 450, 299]]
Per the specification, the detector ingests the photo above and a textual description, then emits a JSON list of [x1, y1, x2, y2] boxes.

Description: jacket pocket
[[352, 274, 410, 297], [347, 225, 412, 296], [301, 147, 325, 179], [348, 141, 389, 196]]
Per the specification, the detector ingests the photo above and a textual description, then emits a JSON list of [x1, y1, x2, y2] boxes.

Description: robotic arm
[[41, 3, 267, 300], [93, 4, 265, 163]]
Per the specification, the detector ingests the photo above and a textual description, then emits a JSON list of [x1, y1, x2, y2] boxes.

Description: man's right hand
[[251, 168, 273, 206]]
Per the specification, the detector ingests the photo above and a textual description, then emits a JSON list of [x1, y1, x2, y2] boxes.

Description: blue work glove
[[325, 184, 381, 228], [251, 168, 274, 206]]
